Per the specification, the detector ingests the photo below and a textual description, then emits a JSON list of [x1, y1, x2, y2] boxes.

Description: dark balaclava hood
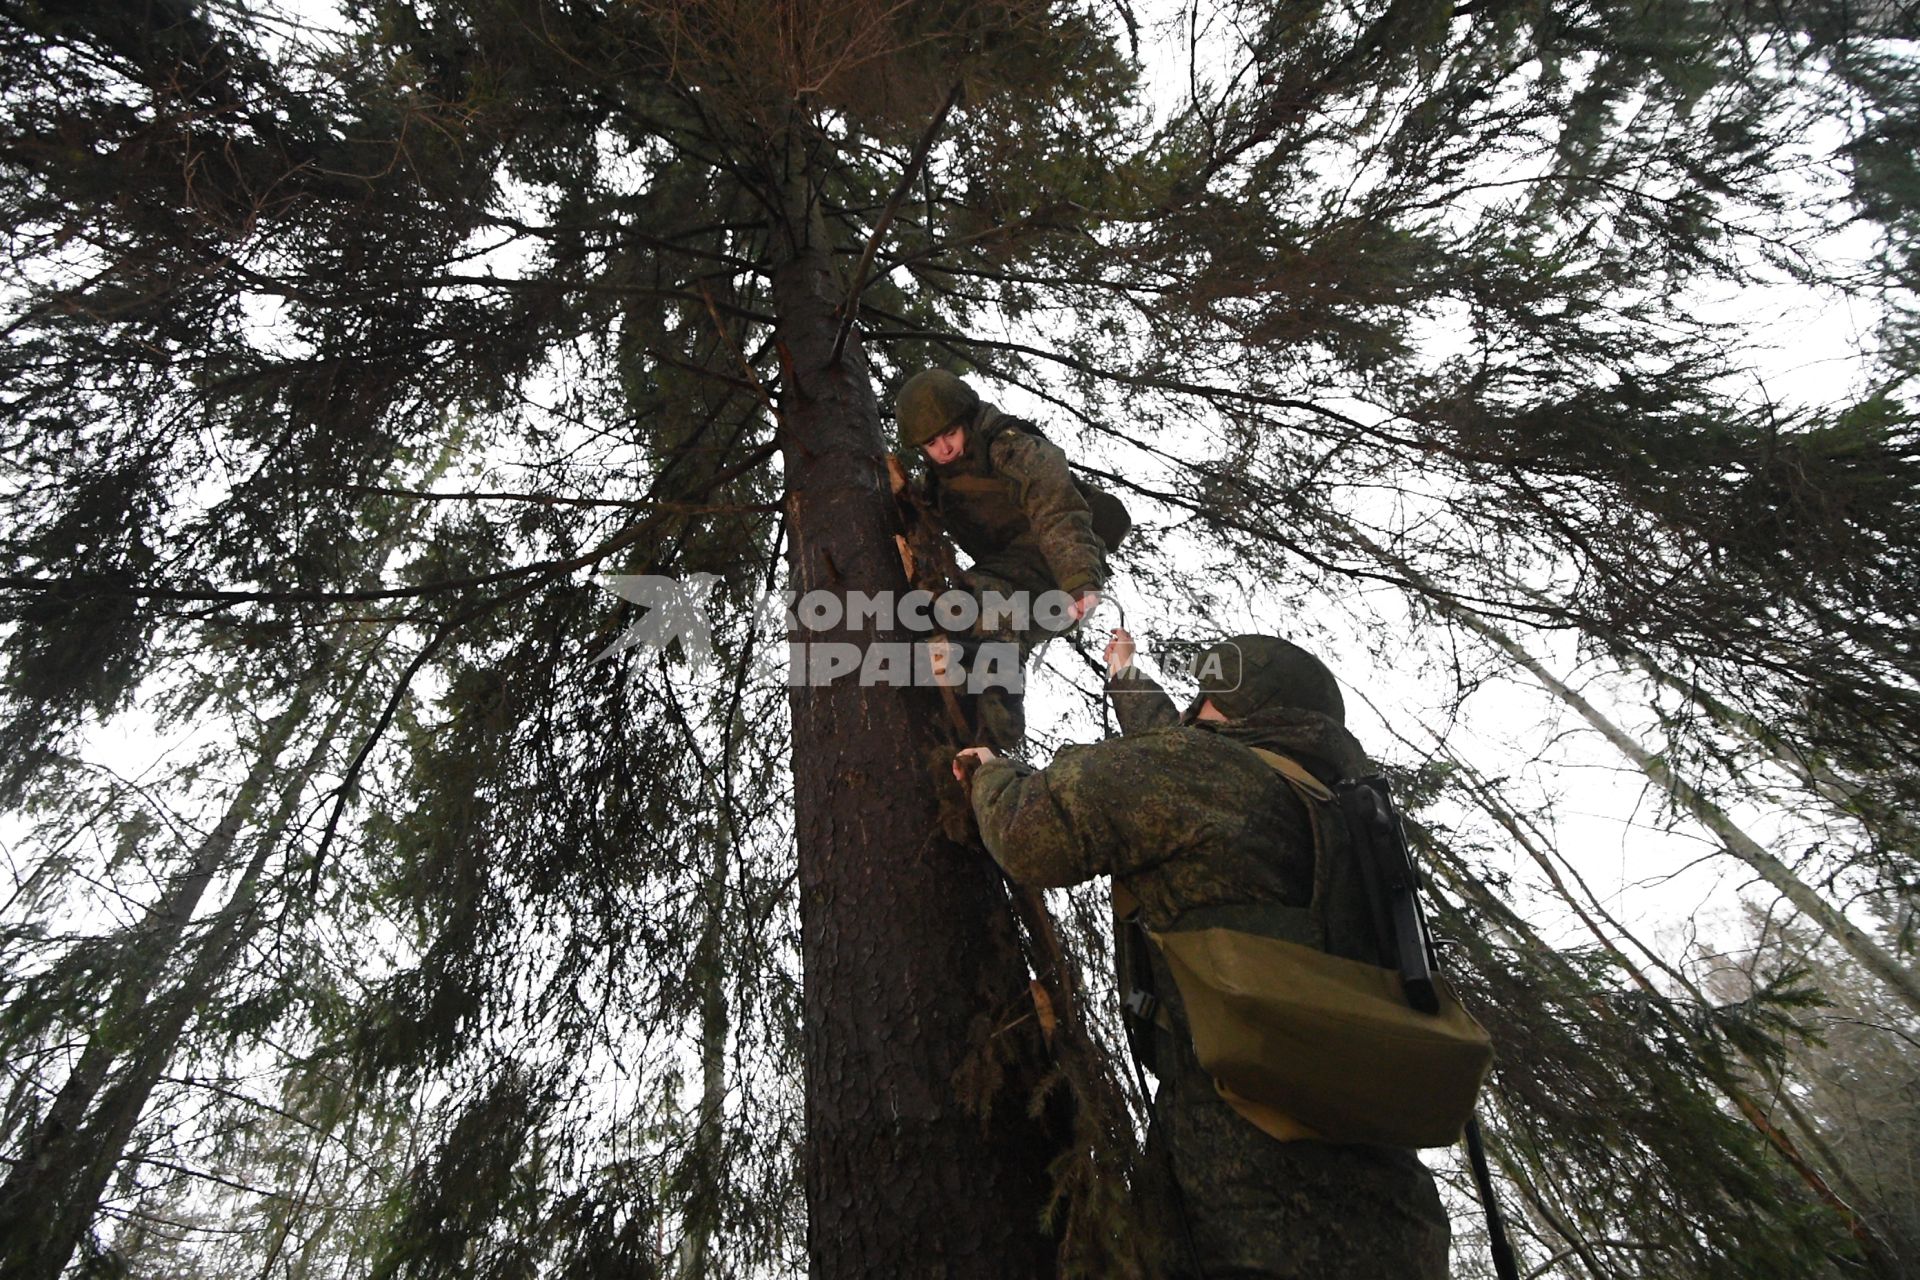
[[1183, 634, 1367, 780], [1191, 634, 1346, 723]]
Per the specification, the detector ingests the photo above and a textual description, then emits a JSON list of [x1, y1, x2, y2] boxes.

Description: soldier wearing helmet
[[952, 630, 1450, 1280], [893, 369, 1114, 747]]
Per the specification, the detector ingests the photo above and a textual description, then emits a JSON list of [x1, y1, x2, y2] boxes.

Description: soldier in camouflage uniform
[[954, 630, 1451, 1280], [893, 369, 1107, 747]]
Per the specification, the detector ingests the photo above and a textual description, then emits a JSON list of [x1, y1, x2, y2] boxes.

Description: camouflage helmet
[[895, 369, 980, 450], [1191, 634, 1345, 724]]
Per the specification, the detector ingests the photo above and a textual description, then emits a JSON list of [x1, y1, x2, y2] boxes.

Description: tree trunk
[[0, 668, 321, 1279], [769, 162, 1059, 1278], [1427, 751, 1902, 1276], [1470, 614, 1920, 1020], [31, 815, 293, 1280], [0, 646, 377, 1280], [1616, 642, 1920, 863], [0, 438, 440, 1277], [674, 705, 743, 1279], [672, 822, 728, 1280]]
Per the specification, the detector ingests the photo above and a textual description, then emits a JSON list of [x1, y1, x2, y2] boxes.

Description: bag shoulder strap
[[1116, 746, 1339, 947], [1247, 746, 1334, 801], [1247, 746, 1337, 949], [1113, 746, 1342, 1027]]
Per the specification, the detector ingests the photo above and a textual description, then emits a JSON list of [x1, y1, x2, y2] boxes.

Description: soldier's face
[[922, 425, 966, 465]]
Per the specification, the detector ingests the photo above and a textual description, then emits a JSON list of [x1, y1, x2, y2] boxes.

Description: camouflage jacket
[[969, 667, 1451, 1279], [972, 665, 1370, 931], [923, 410, 1105, 596]]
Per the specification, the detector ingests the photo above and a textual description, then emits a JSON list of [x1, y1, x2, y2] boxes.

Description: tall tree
[[1709, 905, 1920, 1270], [5, 0, 1920, 1275]]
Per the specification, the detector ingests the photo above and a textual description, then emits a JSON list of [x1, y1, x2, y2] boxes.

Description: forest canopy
[[1, 0, 1916, 1276]]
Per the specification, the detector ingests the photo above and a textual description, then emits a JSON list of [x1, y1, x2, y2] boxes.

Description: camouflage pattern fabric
[[1195, 633, 1346, 724], [913, 406, 1107, 748], [970, 666, 1452, 1279], [956, 565, 1068, 751], [926, 407, 1107, 597]]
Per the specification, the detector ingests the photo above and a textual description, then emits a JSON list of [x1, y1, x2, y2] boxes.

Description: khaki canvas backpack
[[1118, 749, 1493, 1149]]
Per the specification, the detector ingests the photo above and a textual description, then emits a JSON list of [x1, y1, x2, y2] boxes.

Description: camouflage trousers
[[1146, 1058, 1452, 1280], [954, 564, 1083, 750]]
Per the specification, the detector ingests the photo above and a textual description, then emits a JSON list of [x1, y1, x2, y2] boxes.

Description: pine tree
[[1710, 906, 1920, 1270], [4, 0, 1918, 1275]]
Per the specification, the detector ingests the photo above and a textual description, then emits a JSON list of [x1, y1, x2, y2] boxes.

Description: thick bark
[[771, 170, 1058, 1278]]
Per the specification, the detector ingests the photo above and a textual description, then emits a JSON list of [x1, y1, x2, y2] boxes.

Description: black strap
[[1114, 908, 1165, 1078], [1336, 775, 1440, 1013], [1465, 1114, 1521, 1280]]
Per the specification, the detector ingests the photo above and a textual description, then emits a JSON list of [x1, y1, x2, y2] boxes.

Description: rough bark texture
[[771, 174, 1059, 1278]]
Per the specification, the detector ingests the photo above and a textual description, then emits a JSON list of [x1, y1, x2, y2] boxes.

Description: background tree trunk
[[1345, 522, 1920, 1019], [0, 668, 321, 1279]]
